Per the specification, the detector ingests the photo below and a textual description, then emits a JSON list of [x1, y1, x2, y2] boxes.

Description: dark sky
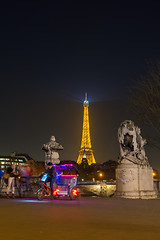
[[1, 2, 160, 169]]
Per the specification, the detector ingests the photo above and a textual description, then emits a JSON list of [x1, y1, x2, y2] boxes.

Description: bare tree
[[130, 60, 160, 149]]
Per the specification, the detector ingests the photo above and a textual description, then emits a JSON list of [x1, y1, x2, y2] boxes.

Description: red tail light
[[53, 188, 60, 196], [72, 188, 78, 197]]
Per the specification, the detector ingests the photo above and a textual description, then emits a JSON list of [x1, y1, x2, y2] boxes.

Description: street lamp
[[152, 172, 156, 177]]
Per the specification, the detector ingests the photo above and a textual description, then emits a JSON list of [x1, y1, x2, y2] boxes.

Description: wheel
[[37, 188, 45, 201]]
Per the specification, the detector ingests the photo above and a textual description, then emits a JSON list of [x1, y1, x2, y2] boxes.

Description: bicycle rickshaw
[[37, 164, 79, 200]]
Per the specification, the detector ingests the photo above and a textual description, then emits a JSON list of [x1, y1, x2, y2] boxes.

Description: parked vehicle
[[37, 164, 79, 200]]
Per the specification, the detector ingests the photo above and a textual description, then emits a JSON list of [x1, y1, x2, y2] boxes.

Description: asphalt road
[[0, 196, 160, 240]]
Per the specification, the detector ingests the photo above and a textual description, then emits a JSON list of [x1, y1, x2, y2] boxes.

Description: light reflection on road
[[16, 199, 50, 203], [14, 198, 81, 204]]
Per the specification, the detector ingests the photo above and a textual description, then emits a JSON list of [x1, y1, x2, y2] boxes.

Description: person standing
[[6, 163, 17, 198], [0, 169, 4, 194], [18, 164, 30, 197], [0, 169, 4, 180]]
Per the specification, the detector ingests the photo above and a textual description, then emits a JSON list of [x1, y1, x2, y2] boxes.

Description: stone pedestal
[[116, 159, 157, 199]]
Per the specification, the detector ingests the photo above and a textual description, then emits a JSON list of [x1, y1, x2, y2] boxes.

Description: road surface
[[0, 196, 160, 240]]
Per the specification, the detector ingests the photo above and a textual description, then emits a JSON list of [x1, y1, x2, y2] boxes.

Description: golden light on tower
[[77, 93, 96, 165]]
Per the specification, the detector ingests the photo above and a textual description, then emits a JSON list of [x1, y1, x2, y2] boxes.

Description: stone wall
[[78, 183, 116, 197], [78, 179, 160, 198]]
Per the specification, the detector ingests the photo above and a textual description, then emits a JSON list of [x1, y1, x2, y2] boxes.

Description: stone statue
[[116, 120, 157, 199], [42, 136, 63, 167], [118, 120, 149, 166]]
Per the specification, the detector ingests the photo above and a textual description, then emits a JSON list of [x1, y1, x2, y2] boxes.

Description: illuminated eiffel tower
[[77, 93, 96, 165]]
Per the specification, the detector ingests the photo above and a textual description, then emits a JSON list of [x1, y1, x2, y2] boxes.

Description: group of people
[[0, 162, 57, 198], [0, 163, 32, 198]]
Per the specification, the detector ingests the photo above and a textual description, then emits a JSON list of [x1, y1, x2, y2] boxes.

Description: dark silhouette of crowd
[[0, 163, 33, 198]]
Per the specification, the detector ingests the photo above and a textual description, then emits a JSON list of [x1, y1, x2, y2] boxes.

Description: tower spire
[[85, 92, 87, 102], [77, 93, 96, 165]]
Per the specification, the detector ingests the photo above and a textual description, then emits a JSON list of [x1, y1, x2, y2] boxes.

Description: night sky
[[1, 2, 160, 169]]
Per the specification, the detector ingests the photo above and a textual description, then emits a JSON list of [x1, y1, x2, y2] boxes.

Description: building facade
[[0, 152, 34, 171]]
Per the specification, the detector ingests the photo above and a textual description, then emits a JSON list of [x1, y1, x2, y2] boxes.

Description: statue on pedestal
[[42, 136, 63, 168], [116, 120, 157, 199]]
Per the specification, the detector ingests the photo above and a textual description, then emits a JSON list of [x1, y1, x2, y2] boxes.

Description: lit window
[[1, 162, 4, 164], [1, 166, 4, 169]]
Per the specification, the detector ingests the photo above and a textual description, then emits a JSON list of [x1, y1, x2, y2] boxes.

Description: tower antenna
[[85, 92, 87, 101]]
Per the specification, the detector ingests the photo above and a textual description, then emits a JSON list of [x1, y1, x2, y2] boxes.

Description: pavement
[[0, 196, 160, 240]]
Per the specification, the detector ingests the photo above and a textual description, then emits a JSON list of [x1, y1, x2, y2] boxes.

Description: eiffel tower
[[77, 93, 96, 165]]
